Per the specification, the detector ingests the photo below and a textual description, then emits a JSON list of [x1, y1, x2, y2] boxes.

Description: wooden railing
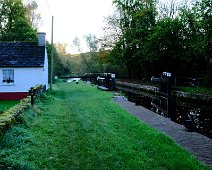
[[29, 85, 46, 105]]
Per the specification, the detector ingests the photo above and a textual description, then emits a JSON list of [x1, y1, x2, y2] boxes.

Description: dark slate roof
[[0, 42, 45, 67]]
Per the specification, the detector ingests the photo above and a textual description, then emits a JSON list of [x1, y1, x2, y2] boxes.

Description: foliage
[[101, 11, 122, 48], [71, 36, 125, 75], [146, 17, 185, 76], [25, 0, 41, 29], [111, 0, 157, 78], [60, 51, 126, 76], [0, 81, 210, 169], [0, 0, 37, 41], [83, 34, 98, 52], [46, 42, 70, 79], [108, 0, 212, 86]]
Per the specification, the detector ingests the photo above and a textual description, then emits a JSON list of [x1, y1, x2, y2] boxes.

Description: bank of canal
[[116, 81, 212, 139], [0, 81, 210, 169], [113, 96, 212, 167]]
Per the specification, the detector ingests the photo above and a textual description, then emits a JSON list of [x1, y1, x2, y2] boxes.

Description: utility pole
[[50, 16, 54, 90]]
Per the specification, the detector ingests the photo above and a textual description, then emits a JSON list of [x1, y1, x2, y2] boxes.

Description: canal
[[118, 83, 212, 139]]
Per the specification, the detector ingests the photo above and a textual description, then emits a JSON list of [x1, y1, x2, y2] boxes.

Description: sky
[[35, 0, 114, 53]]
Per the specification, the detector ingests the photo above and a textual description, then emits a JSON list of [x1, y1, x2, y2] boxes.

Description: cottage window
[[2, 69, 14, 84]]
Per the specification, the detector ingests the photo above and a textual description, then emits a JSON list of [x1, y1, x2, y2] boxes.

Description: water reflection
[[175, 102, 212, 138], [67, 78, 81, 82], [127, 92, 212, 139]]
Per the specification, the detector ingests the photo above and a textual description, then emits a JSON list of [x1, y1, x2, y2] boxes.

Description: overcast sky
[[35, 0, 114, 53]]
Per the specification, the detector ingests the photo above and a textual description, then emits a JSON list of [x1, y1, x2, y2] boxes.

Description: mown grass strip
[[0, 81, 210, 169], [0, 100, 20, 112]]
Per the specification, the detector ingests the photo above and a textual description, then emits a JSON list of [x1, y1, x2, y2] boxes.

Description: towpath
[[114, 96, 212, 167]]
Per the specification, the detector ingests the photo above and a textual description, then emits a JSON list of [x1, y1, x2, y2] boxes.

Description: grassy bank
[[180, 86, 212, 94], [0, 81, 210, 169]]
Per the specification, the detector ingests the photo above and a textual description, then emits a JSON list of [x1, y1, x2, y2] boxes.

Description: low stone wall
[[0, 85, 46, 138], [174, 91, 212, 102], [0, 96, 31, 137], [116, 81, 159, 94], [116, 81, 212, 102]]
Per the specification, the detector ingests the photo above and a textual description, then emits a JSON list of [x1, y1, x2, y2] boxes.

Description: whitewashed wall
[[0, 48, 48, 92], [0, 66, 48, 93]]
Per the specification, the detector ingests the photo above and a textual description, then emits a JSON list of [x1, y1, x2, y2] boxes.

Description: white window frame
[[2, 69, 14, 85]]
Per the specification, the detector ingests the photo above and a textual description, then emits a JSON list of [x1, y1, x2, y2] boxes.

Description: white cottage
[[0, 32, 48, 100]]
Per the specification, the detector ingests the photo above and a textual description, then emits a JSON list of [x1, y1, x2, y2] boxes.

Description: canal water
[[67, 78, 81, 82], [126, 92, 212, 139]]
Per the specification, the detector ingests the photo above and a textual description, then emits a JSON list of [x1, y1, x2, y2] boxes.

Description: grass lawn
[[0, 81, 210, 169], [0, 100, 20, 112]]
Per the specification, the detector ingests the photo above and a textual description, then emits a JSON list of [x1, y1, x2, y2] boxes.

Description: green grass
[[0, 100, 20, 112], [180, 86, 212, 94], [0, 81, 210, 169]]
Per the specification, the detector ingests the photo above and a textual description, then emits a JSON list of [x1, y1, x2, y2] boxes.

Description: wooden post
[[111, 74, 115, 90], [50, 16, 54, 90], [97, 75, 100, 86], [29, 87, 34, 106], [106, 73, 110, 88]]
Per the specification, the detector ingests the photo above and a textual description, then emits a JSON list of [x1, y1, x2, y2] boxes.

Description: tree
[[0, 0, 37, 41], [73, 36, 82, 53], [156, 0, 188, 19], [25, 0, 41, 29], [83, 34, 99, 52], [72, 36, 91, 72], [73, 35, 100, 73], [55, 43, 68, 56], [111, 0, 157, 78], [192, 0, 212, 85], [83, 34, 100, 72], [101, 11, 122, 49], [105, 0, 211, 85], [146, 17, 185, 76], [46, 42, 70, 78], [194, 0, 212, 62]]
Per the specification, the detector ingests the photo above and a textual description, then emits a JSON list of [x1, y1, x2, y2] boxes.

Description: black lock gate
[[151, 72, 173, 117]]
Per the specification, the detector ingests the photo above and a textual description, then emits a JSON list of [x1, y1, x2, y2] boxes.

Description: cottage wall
[[0, 67, 47, 93]]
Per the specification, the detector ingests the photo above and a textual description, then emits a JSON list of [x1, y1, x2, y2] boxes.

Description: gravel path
[[113, 96, 212, 167]]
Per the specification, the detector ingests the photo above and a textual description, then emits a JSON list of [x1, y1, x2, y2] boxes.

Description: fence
[[29, 85, 46, 105]]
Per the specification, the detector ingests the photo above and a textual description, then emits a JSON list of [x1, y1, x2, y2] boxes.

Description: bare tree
[[25, 0, 41, 29], [156, 0, 190, 19], [101, 10, 122, 49], [83, 34, 99, 52], [73, 37, 82, 53], [73, 36, 90, 69]]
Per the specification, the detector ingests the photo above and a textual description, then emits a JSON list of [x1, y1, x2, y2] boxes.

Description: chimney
[[38, 32, 46, 46]]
